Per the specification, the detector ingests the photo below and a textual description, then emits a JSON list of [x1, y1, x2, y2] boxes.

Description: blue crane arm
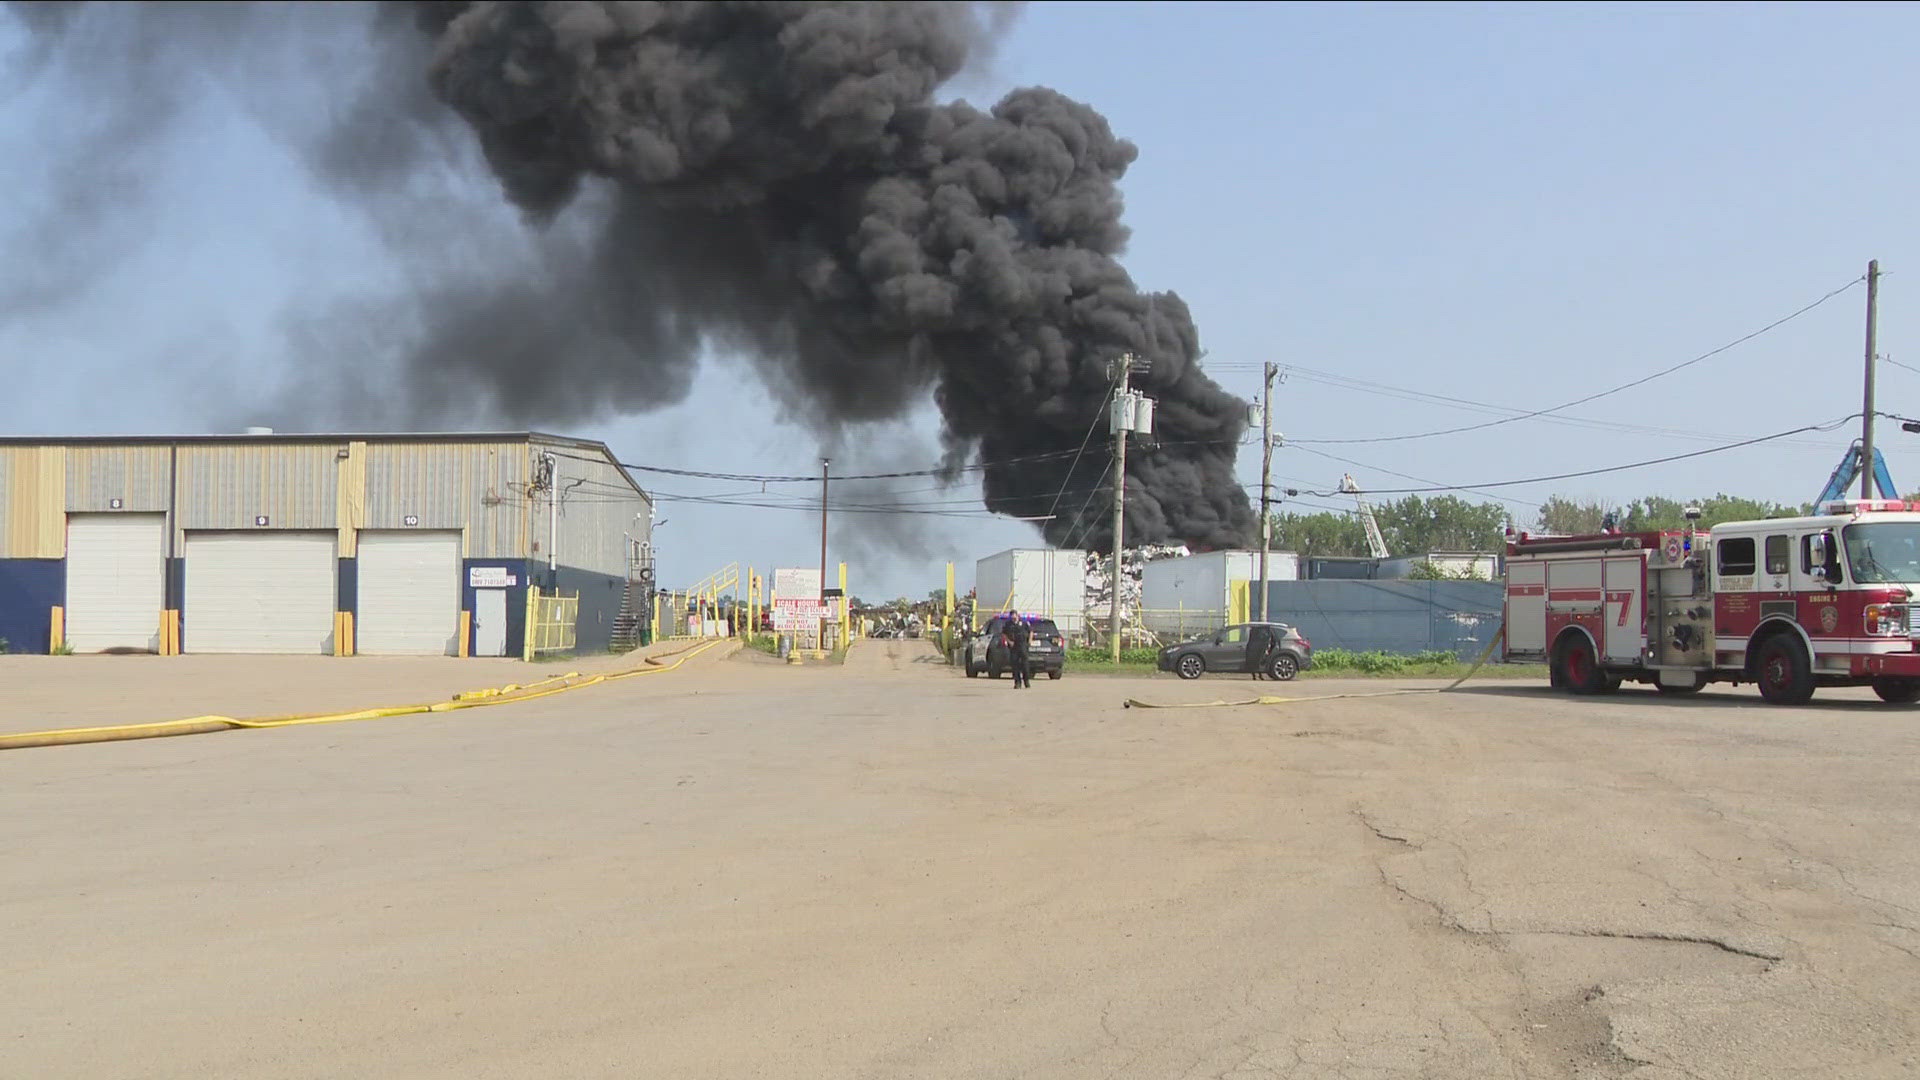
[[1817, 446, 1864, 506], [1872, 450, 1898, 502], [1816, 443, 1899, 505]]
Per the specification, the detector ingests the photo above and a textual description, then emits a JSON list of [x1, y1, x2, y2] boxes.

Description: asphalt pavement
[[3, 639, 1916, 1078]]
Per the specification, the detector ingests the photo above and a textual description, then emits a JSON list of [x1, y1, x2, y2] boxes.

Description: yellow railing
[[655, 562, 743, 640]]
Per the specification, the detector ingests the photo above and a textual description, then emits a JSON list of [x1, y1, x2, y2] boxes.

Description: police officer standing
[[1007, 611, 1033, 689], [1247, 623, 1275, 680]]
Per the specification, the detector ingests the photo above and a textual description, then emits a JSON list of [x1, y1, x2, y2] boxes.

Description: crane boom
[[1817, 442, 1897, 507], [1340, 474, 1390, 559]]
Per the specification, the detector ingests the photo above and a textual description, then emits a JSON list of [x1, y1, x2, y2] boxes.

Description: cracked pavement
[[3, 641, 1918, 1078]]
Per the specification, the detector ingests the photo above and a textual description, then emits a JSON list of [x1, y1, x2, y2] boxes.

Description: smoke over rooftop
[[7, 0, 1257, 549]]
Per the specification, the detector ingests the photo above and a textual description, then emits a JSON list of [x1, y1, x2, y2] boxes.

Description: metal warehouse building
[[0, 432, 652, 658]]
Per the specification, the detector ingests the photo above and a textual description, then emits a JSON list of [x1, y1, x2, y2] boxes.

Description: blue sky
[[2, 2, 1917, 599]]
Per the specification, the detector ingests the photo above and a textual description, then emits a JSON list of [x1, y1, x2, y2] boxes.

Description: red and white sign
[[772, 568, 827, 632], [772, 602, 829, 631]]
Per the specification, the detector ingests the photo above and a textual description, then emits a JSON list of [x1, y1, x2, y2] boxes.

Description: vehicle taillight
[[1297, 637, 1311, 650]]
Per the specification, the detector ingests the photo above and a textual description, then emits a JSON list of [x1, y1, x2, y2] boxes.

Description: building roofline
[[528, 433, 652, 505], [0, 431, 566, 446], [0, 430, 652, 503]]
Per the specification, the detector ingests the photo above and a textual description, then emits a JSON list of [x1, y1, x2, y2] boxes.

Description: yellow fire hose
[[0, 639, 731, 752], [1122, 626, 1505, 710]]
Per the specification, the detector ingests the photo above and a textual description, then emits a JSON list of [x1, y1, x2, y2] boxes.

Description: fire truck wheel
[[1871, 677, 1920, 704], [1754, 637, 1816, 705], [1554, 634, 1611, 694]]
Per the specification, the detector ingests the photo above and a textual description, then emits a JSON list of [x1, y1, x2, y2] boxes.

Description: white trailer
[[974, 548, 1088, 633], [1140, 550, 1300, 636]]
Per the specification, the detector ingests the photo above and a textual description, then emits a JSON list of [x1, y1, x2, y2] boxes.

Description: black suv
[[964, 616, 1066, 680]]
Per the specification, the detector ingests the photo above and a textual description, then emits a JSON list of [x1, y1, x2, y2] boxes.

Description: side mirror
[[1809, 533, 1829, 568]]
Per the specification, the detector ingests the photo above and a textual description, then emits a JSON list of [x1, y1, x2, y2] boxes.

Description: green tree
[[1535, 493, 1805, 535], [1375, 494, 1508, 554], [1536, 496, 1610, 535], [1269, 511, 1372, 559], [1620, 494, 1801, 530]]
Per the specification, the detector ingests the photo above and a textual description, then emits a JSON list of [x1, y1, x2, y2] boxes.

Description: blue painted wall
[[0, 559, 65, 654], [1262, 580, 1504, 659], [554, 565, 626, 655], [461, 558, 529, 657], [336, 557, 358, 616]]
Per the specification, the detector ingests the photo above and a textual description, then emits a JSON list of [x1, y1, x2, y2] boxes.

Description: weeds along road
[[4, 638, 1918, 1078]]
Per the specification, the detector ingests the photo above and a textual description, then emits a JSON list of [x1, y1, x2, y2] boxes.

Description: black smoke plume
[[6, 1, 1257, 549]]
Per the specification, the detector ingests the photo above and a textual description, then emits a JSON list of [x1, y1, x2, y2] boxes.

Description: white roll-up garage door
[[356, 530, 461, 655], [184, 532, 336, 654], [65, 513, 165, 653]]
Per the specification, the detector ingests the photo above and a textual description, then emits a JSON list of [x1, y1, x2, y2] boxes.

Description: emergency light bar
[[1819, 499, 1913, 515]]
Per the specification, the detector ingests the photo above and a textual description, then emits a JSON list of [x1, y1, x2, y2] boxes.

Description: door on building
[[65, 513, 166, 653], [356, 531, 461, 655], [474, 588, 508, 657], [183, 531, 336, 654]]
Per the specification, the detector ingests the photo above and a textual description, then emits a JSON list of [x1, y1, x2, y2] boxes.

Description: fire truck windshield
[[1843, 523, 1920, 584]]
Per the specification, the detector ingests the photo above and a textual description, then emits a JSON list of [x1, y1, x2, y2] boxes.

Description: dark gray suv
[[1157, 622, 1313, 681]]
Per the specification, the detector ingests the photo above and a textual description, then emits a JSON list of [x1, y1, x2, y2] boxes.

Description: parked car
[[964, 616, 1066, 680], [1157, 622, 1312, 680]]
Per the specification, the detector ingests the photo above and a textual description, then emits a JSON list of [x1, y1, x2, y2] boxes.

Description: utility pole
[[543, 450, 558, 583], [1108, 354, 1135, 664], [1861, 259, 1882, 499], [1257, 361, 1276, 622], [820, 457, 831, 644]]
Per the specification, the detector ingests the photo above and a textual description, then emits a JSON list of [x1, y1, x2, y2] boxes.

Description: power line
[[1043, 368, 1124, 526], [1292, 414, 1859, 497], [1274, 275, 1865, 445], [547, 437, 1238, 486], [1266, 363, 1847, 453], [1288, 445, 1545, 510]]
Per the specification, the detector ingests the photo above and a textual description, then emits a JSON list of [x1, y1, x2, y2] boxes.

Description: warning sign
[[772, 602, 829, 631]]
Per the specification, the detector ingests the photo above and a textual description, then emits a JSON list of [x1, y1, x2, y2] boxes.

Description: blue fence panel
[[1262, 580, 1503, 659]]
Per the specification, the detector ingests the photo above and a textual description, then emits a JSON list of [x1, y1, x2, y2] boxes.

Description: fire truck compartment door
[[1507, 561, 1547, 652], [1602, 557, 1644, 663]]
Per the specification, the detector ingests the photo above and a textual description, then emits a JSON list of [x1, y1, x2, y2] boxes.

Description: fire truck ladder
[[1340, 474, 1390, 559]]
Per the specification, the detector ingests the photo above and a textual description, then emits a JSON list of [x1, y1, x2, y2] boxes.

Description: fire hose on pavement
[[0, 639, 731, 752]]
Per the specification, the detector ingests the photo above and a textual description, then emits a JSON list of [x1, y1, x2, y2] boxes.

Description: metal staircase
[[611, 536, 655, 653]]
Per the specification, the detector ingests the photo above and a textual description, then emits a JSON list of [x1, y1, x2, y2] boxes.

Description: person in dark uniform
[[1007, 611, 1033, 689], [1246, 623, 1275, 680]]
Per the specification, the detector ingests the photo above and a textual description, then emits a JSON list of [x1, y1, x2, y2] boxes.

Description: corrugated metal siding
[[175, 443, 340, 544], [364, 441, 530, 559], [1, 446, 66, 558], [65, 444, 172, 512], [541, 445, 649, 580], [0, 436, 575, 563]]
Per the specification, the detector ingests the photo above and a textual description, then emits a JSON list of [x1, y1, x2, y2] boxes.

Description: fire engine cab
[[1504, 499, 1920, 704]]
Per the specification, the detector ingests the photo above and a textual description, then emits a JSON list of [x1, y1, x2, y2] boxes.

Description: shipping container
[[1140, 550, 1300, 637], [974, 548, 1088, 633]]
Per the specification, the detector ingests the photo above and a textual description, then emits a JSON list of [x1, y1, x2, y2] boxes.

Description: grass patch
[[1061, 643, 1544, 680], [1067, 646, 1160, 666]]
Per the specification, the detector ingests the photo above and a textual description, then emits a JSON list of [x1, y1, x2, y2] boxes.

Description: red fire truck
[[1504, 498, 1920, 704]]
